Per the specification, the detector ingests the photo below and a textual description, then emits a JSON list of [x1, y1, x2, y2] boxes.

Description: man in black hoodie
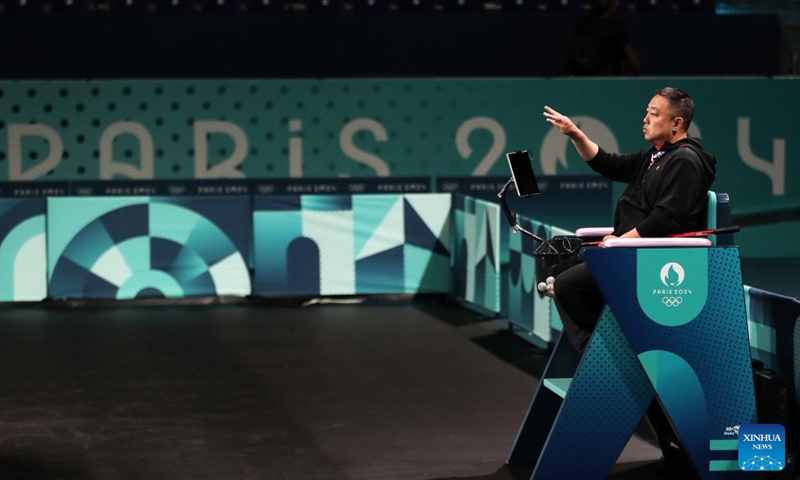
[[543, 86, 717, 463], [543, 86, 717, 352]]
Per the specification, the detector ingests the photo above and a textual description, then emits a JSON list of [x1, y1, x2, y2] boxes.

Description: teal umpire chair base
[[507, 242, 761, 480]]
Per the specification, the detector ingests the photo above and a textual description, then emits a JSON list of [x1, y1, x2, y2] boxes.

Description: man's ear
[[673, 116, 685, 130]]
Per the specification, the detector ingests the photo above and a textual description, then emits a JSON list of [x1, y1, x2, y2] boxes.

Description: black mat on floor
[[0, 298, 790, 480]]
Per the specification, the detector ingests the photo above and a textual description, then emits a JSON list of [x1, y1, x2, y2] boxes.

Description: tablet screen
[[506, 150, 540, 197]]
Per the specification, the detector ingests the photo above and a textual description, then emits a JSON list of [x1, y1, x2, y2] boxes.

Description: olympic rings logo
[[662, 296, 683, 307]]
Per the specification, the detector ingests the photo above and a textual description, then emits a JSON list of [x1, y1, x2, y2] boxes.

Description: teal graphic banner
[[0, 78, 796, 256], [451, 194, 503, 315], [507, 215, 551, 347], [0, 182, 69, 302], [0, 198, 47, 302], [46, 196, 252, 300], [505, 216, 571, 347], [252, 193, 451, 297]]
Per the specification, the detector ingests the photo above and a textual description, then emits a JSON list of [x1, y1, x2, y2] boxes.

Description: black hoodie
[[588, 137, 717, 237]]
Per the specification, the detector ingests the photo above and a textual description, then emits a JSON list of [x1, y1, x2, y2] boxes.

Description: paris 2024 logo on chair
[[636, 249, 709, 326]]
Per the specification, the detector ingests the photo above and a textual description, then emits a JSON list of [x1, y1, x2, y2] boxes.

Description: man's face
[[642, 94, 675, 146]]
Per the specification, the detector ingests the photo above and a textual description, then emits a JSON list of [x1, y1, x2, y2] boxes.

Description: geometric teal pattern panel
[[507, 214, 550, 346], [506, 217, 574, 347], [451, 194, 503, 314], [46, 196, 252, 300], [252, 193, 451, 296], [0, 198, 47, 302], [253, 195, 352, 296], [547, 224, 574, 338]]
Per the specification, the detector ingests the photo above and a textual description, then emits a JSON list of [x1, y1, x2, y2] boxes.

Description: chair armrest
[[603, 238, 712, 248], [576, 227, 614, 238]]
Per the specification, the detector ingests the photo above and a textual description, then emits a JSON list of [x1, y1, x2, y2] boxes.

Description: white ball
[[538, 282, 547, 292], [546, 276, 555, 285]]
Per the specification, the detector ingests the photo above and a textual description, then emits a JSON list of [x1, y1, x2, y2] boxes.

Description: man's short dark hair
[[656, 87, 694, 130]]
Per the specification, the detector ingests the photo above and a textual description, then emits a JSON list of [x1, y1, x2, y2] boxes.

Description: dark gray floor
[[0, 297, 794, 480], [0, 299, 537, 480]]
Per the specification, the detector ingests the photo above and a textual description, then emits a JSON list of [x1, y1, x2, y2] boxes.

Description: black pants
[[552, 260, 605, 353]]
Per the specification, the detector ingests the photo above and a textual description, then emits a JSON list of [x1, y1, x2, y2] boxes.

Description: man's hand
[[599, 229, 641, 247], [543, 105, 599, 161], [543, 106, 579, 136], [599, 234, 618, 248]]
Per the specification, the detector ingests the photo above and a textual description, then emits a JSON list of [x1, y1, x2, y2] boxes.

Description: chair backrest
[[706, 190, 718, 246], [708, 190, 735, 247]]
